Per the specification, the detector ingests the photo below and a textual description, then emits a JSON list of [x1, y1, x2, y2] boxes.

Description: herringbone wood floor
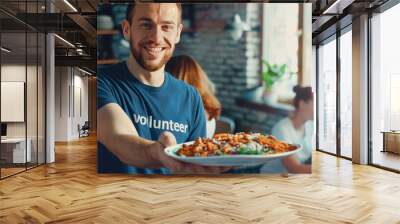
[[1, 135, 400, 224]]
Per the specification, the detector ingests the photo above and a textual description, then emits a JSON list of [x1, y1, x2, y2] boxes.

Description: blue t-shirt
[[97, 62, 206, 174]]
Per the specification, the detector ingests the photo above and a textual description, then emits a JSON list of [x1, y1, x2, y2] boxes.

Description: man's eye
[[141, 23, 152, 29], [163, 25, 174, 31]]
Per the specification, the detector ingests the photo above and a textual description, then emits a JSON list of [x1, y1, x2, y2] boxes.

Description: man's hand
[[98, 104, 229, 172], [150, 131, 231, 174]]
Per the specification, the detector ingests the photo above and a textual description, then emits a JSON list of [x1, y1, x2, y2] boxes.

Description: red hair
[[166, 55, 221, 120]]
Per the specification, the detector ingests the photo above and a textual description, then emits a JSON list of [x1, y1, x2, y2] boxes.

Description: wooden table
[[1, 138, 31, 164], [381, 131, 400, 154]]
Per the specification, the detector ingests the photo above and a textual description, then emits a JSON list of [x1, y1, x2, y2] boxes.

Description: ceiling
[[0, 0, 395, 74], [310, 0, 390, 43], [0, 0, 98, 73]]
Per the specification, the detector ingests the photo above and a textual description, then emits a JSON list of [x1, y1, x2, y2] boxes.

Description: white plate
[[164, 141, 302, 167]]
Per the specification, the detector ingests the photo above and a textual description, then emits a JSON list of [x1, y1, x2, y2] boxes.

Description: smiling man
[[97, 3, 227, 174]]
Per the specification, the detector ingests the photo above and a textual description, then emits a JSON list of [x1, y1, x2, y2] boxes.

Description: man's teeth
[[147, 47, 163, 53]]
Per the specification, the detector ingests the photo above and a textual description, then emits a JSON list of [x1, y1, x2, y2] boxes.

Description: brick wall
[[175, 3, 286, 134]]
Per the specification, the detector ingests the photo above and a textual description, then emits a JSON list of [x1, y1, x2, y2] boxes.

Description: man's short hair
[[125, 3, 182, 24]]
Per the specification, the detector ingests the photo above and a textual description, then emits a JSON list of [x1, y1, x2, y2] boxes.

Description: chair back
[[215, 116, 236, 134]]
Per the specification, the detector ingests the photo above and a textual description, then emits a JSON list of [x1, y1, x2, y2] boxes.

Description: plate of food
[[164, 133, 302, 166]]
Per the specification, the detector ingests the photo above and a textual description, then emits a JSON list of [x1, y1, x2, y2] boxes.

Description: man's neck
[[126, 55, 165, 87]]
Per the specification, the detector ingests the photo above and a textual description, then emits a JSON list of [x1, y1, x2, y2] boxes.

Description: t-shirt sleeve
[[97, 74, 117, 110], [187, 90, 207, 141]]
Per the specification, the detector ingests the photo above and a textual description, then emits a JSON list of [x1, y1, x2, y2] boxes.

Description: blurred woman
[[166, 55, 221, 138], [261, 85, 314, 173]]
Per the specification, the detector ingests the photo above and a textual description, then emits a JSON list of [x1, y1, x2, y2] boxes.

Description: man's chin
[[142, 62, 164, 72], [133, 50, 172, 72]]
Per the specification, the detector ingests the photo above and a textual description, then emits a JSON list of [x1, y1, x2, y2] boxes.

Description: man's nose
[[148, 26, 163, 44]]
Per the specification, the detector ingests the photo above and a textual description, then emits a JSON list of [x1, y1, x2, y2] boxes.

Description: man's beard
[[130, 38, 174, 72]]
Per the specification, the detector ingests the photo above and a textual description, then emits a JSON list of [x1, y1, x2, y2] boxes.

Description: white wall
[[1, 63, 46, 163], [55, 66, 69, 141], [1, 82, 25, 122], [1, 66, 26, 134], [1, 65, 33, 138], [54, 66, 89, 141], [71, 72, 89, 139], [1, 65, 26, 81]]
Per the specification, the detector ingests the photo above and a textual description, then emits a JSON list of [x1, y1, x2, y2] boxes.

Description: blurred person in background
[[261, 85, 314, 173], [166, 55, 221, 138], [167, 55, 260, 174]]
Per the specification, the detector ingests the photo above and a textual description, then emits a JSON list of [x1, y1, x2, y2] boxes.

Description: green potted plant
[[261, 60, 291, 104]]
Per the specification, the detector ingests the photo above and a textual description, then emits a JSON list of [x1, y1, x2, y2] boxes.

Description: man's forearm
[[99, 133, 163, 169]]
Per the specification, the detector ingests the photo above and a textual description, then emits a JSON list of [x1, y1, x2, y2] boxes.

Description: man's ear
[[175, 23, 183, 44], [121, 19, 131, 41]]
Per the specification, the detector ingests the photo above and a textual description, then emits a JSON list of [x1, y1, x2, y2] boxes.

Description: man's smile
[[143, 46, 167, 58]]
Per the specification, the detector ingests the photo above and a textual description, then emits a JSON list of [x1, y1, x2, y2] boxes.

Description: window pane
[[1, 5, 28, 177], [318, 37, 337, 154], [262, 3, 299, 100], [371, 3, 400, 171], [340, 29, 352, 158]]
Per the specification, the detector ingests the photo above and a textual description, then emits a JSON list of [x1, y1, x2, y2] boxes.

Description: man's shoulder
[[98, 62, 126, 80], [166, 72, 200, 97]]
